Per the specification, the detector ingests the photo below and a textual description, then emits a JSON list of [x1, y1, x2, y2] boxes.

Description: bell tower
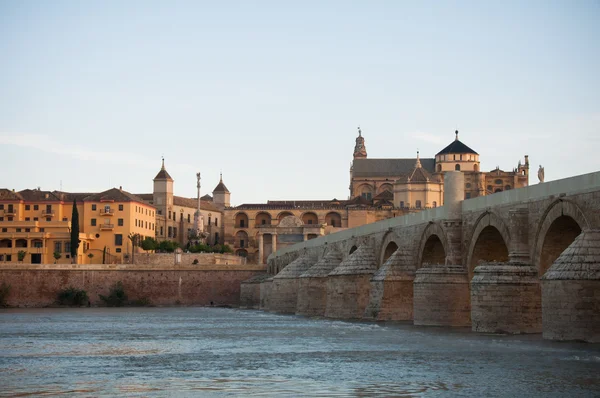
[[153, 157, 174, 217], [353, 127, 367, 159]]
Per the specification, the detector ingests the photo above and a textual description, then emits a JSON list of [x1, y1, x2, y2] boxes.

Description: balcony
[[100, 223, 114, 230], [2, 209, 16, 216], [100, 208, 114, 216], [42, 210, 55, 217]]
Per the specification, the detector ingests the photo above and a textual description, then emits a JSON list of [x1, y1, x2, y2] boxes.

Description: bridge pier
[[413, 264, 471, 326], [363, 246, 416, 321], [542, 229, 600, 343], [269, 253, 316, 314], [259, 277, 274, 311], [240, 273, 270, 309], [296, 250, 342, 317], [470, 208, 542, 334], [325, 244, 377, 319]]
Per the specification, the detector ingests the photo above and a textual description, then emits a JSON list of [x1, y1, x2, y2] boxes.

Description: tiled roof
[[173, 196, 221, 213], [213, 180, 230, 193], [0, 189, 23, 201], [84, 188, 151, 205], [352, 158, 436, 178], [406, 165, 432, 183], [52, 191, 94, 203], [201, 194, 213, 201], [373, 190, 393, 201], [18, 189, 62, 202], [436, 138, 478, 156], [154, 168, 173, 181], [136, 193, 154, 201]]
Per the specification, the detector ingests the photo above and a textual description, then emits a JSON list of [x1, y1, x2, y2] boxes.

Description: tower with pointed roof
[[153, 157, 174, 219], [353, 127, 367, 159], [434, 130, 480, 173], [393, 151, 443, 209], [212, 173, 230, 210]]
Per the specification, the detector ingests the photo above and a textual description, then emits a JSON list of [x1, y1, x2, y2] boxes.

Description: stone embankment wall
[[134, 253, 244, 266], [0, 263, 264, 307]]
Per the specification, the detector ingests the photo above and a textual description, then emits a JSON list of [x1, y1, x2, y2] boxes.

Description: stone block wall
[[135, 253, 244, 266]]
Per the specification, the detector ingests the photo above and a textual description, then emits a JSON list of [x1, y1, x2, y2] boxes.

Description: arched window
[[400, 201, 405, 208], [495, 179, 503, 185], [432, 201, 437, 208], [436, 164, 442, 172], [466, 183, 472, 189], [416, 200, 422, 209], [474, 164, 479, 172], [455, 164, 460, 171]]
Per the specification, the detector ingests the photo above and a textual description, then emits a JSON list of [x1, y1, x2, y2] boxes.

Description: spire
[[353, 126, 367, 159], [415, 149, 421, 168], [154, 157, 173, 181], [161, 156, 165, 169], [455, 130, 459, 141], [219, 171, 223, 182]]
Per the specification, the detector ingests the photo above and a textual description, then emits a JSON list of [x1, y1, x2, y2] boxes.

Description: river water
[[0, 308, 599, 397]]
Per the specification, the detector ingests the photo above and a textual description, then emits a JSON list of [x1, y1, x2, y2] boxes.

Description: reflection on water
[[0, 307, 599, 397]]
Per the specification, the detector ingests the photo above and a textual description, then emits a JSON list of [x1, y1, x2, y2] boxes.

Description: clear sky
[[1, 1, 599, 205]]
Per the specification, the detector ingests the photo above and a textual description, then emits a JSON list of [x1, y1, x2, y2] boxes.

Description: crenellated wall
[[248, 171, 600, 342]]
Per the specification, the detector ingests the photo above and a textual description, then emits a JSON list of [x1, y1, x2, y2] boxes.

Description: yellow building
[[0, 187, 156, 264]]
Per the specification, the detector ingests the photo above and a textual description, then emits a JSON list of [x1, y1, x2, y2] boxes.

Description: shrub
[[53, 251, 61, 264], [129, 297, 152, 307], [99, 281, 127, 307], [0, 282, 11, 307], [17, 250, 27, 262], [221, 244, 233, 254], [57, 287, 89, 306], [189, 243, 210, 253], [158, 240, 179, 253], [141, 237, 158, 251]]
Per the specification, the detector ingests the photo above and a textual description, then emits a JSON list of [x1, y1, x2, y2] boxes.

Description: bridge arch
[[533, 199, 589, 276], [416, 222, 448, 268], [466, 211, 510, 278], [378, 230, 400, 266]]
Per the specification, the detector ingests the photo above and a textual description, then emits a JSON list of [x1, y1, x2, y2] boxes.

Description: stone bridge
[[241, 171, 600, 343]]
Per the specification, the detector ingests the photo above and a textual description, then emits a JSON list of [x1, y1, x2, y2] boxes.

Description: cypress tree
[[70, 199, 80, 264]]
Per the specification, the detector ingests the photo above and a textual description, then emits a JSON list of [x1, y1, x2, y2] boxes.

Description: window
[[62, 218, 67, 222], [455, 164, 460, 171], [7, 217, 13, 221], [33, 241, 42, 248], [240, 219, 245, 228], [432, 201, 437, 207], [16, 228, 21, 232], [25, 228, 30, 232], [168, 211, 172, 219], [33, 217, 38, 221], [34, 205, 38, 210], [187, 214, 190, 223], [215, 232, 219, 244], [46, 217, 51, 222], [466, 183, 472, 189], [116, 248, 122, 253], [308, 219, 313, 225], [6, 255, 11, 262], [466, 192, 472, 199], [505, 185, 512, 190], [361, 192, 372, 200], [180, 213, 183, 222], [0, 204, 3, 210], [495, 179, 503, 185], [135, 219, 138, 227], [215, 218, 218, 227], [91, 219, 96, 226], [160, 226, 164, 236], [240, 239, 245, 248], [436, 164, 442, 172], [0, 217, 3, 221], [487, 185, 493, 191], [416, 200, 422, 209], [400, 201, 405, 208], [115, 234, 123, 246], [145, 221, 148, 229], [54, 241, 62, 253], [173, 227, 177, 238], [92, 204, 96, 211], [118, 218, 124, 226], [0, 255, 3, 261], [262, 219, 266, 225], [104, 205, 111, 213], [158, 210, 161, 215], [208, 216, 211, 226], [39, 228, 44, 232], [65, 241, 71, 253], [25, 205, 30, 210], [119, 204, 123, 211], [1, 228, 6, 233], [25, 217, 30, 221], [168, 226, 172, 237]]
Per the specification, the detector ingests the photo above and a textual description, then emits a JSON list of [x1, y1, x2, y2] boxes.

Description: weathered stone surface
[[296, 250, 342, 317], [364, 246, 416, 321], [541, 230, 600, 343], [414, 264, 471, 327], [325, 244, 377, 319], [471, 263, 541, 334], [240, 273, 271, 309], [269, 254, 316, 314], [0, 268, 262, 307], [259, 277, 274, 310]]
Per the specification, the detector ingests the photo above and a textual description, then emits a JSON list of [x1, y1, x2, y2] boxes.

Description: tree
[[128, 233, 141, 264], [70, 199, 81, 264], [87, 253, 94, 264], [53, 251, 61, 264], [17, 250, 27, 262], [141, 237, 158, 251]]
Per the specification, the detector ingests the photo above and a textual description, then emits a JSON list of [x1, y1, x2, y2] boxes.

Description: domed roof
[[436, 130, 478, 156]]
